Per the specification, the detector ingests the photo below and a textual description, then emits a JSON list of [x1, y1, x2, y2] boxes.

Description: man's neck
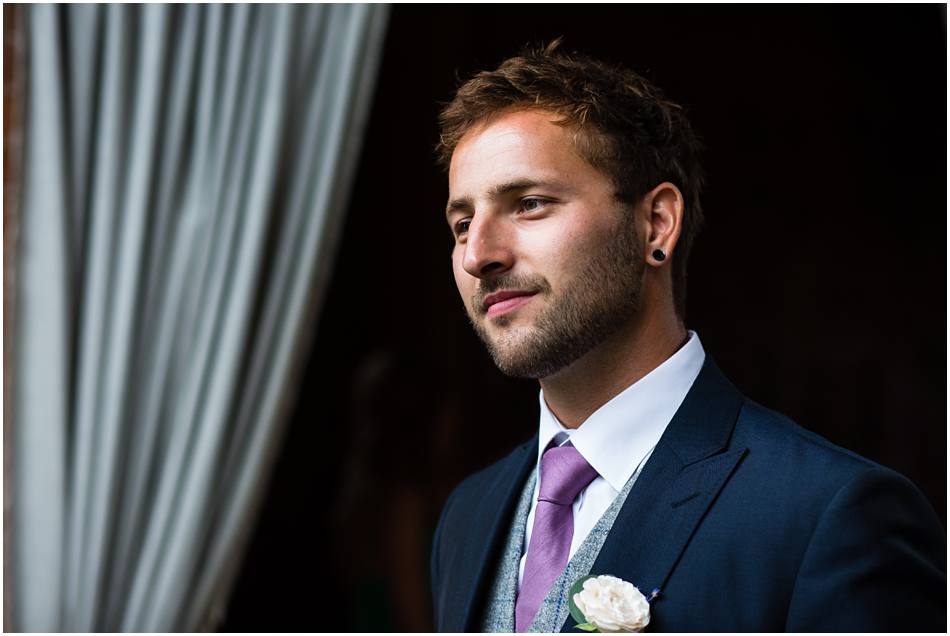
[[538, 313, 688, 430]]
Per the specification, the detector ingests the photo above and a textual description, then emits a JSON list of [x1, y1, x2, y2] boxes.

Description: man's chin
[[471, 315, 564, 377], [472, 313, 525, 343], [484, 337, 563, 379], [491, 353, 563, 380]]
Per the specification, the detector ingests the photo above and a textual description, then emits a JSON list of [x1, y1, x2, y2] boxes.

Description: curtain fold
[[13, 4, 390, 631]]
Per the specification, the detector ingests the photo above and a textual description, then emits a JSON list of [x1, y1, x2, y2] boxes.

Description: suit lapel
[[561, 357, 748, 631], [449, 436, 538, 632]]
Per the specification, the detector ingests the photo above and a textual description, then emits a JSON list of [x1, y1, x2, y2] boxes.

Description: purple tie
[[515, 445, 598, 632]]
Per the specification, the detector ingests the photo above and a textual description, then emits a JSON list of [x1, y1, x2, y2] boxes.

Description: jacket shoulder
[[729, 398, 940, 523], [736, 399, 886, 476]]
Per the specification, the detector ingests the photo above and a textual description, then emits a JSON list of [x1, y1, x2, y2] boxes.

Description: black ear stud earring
[[652, 249, 666, 262]]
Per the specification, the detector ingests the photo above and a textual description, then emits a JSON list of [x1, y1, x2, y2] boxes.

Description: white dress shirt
[[517, 331, 706, 588]]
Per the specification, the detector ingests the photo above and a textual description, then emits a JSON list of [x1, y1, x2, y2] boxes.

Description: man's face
[[446, 109, 645, 379]]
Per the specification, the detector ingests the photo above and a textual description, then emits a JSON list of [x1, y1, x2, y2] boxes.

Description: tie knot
[[537, 445, 598, 506]]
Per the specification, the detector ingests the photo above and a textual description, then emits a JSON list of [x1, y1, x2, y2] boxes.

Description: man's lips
[[482, 290, 537, 318]]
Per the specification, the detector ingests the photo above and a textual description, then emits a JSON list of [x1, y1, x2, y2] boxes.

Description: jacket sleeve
[[785, 466, 946, 631]]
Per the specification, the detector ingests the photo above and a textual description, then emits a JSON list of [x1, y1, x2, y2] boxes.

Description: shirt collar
[[536, 330, 706, 492]]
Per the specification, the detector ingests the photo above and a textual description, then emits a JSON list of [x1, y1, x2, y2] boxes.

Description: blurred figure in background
[[331, 346, 465, 631]]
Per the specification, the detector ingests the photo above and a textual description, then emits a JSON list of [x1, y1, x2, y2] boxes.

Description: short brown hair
[[437, 40, 704, 319]]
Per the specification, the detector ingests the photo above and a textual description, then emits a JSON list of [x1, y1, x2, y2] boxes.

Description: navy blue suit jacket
[[431, 358, 946, 631]]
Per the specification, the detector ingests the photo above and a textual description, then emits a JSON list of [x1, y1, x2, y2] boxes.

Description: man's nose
[[462, 214, 513, 279]]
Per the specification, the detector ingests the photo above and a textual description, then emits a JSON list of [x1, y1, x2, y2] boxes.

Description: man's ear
[[643, 182, 684, 267]]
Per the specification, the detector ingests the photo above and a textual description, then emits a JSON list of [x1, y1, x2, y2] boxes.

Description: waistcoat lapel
[[479, 469, 538, 632], [561, 358, 748, 632], [447, 437, 538, 632]]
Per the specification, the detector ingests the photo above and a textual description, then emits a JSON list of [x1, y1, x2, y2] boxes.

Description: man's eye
[[521, 198, 546, 212], [454, 219, 471, 236]]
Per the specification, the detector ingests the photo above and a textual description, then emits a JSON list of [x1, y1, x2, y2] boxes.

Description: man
[[430, 41, 945, 632]]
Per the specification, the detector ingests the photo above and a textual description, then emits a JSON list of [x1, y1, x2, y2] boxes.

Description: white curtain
[[12, 4, 389, 631]]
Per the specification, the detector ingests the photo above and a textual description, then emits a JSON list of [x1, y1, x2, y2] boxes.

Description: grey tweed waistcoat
[[478, 460, 646, 632]]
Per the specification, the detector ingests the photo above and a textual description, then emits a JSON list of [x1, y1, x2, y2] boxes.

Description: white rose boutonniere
[[569, 574, 657, 632]]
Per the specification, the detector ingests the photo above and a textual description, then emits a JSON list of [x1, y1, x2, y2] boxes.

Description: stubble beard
[[467, 219, 644, 379]]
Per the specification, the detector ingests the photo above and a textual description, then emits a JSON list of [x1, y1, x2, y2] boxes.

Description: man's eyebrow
[[445, 179, 561, 218], [445, 197, 473, 219]]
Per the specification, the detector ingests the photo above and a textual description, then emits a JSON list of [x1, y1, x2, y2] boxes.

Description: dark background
[[221, 5, 946, 631]]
